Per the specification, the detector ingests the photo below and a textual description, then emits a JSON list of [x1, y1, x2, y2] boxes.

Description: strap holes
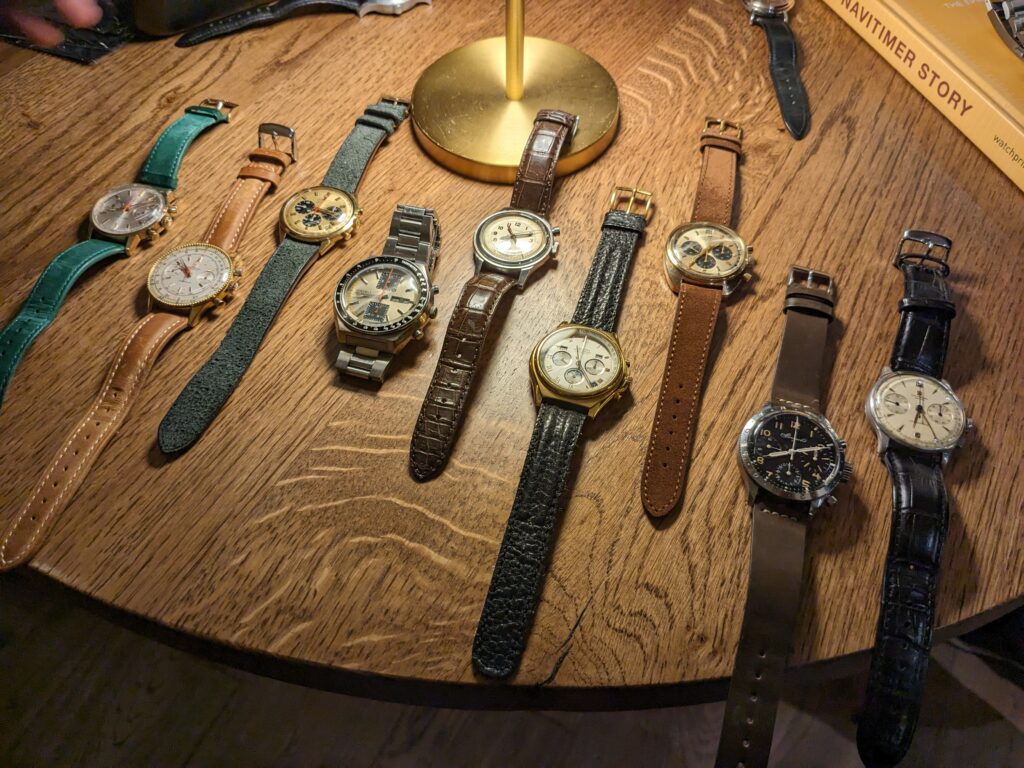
[[662, 462, 668, 468], [745, 717, 754, 725], [742, 740, 750, 749], [63, 466, 68, 472], [52, 481, 58, 487], [758, 649, 766, 658], [749, 694, 758, 703]]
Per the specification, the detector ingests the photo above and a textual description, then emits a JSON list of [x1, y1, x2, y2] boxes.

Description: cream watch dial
[[335, 256, 428, 334], [281, 186, 357, 241], [537, 326, 622, 395], [91, 183, 167, 236], [474, 210, 554, 270], [871, 372, 966, 450], [667, 222, 746, 283], [147, 244, 232, 307]]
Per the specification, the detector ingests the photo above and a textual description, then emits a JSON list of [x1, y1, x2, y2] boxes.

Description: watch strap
[[692, 120, 742, 226], [157, 237, 321, 454], [641, 282, 722, 517], [857, 447, 948, 768], [0, 239, 126, 412], [408, 271, 517, 481], [769, 267, 836, 410], [321, 98, 410, 195], [176, 0, 362, 47], [752, 14, 810, 140], [471, 401, 587, 678], [509, 109, 577, 217], [890, 263, 954, 379], [0, 312, 189, 571], [136, 102, 233, 190], [570, 209, 647, 332], [715, 503, 808, 768]]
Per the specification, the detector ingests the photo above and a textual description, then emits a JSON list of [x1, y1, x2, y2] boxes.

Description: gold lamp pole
[[411, 0, 619, 183]]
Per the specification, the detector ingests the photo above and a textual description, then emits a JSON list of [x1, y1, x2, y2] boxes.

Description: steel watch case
[[987, 1, 1024, 58], [472, 208, 560, 288], [744, 0, 794, 19]]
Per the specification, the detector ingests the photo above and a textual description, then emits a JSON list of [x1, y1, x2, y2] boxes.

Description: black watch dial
[[741, 409, 841, 500]]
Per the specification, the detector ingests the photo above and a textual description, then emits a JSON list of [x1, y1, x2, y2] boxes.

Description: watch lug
[[516, 270, 530, 289], [473, 256, 485, 275], [125, 233, 142, 256]]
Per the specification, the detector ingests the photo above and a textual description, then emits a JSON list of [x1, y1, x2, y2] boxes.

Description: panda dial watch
[[279, 185, 360, 252], [666, 221, 751, 294]]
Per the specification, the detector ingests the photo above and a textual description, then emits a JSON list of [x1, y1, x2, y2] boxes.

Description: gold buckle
[[609, 186, 654, 220], [199, 98, 239, 120], [788, 266, 835, 297], [703, 116, 743, 141], [258, 123, 298, 162], [380, 95, 412, 109], [893, 229, 952, 274]]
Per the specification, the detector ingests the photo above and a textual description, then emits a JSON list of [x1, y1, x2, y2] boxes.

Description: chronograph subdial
[[280, 186, 358, 243], [665, 221, 751, 293]]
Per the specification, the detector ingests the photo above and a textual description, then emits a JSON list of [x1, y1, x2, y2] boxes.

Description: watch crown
[[742, 272, 752, 282], [212, 298, 225, 306], [413, 329, 424, 340], [428, 307, 437, 318], [146, 227, 159, 239], [839, 439, 848, 452], [227, 281, 238, 292], [826, 495, 839, 507], [168, 204, 178, 214], [840, 462, 854, 482], [551, 226, 561, 236], [234, 268, 243, 277], [161, 215, 173, 228], [966, 418, 975, 433], [551, 242, 559, 256], [432, 286, 439, 295]]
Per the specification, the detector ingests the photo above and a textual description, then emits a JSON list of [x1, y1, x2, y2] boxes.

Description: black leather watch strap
[[716, 502, 808, 768], [857, 447, 948, 768], [322, 99, 409, 195], [472, 402, 587, 679], [890, 263, 954, 379], [176, 0, 361, 47], [570, 210, 646, 332], [752, 14, 810, 140]]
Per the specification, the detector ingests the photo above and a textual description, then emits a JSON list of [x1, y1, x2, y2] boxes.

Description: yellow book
[[821, 0, 1024, 192]]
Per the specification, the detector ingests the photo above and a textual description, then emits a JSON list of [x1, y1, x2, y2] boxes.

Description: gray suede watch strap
[[322, 99, 409, 194]]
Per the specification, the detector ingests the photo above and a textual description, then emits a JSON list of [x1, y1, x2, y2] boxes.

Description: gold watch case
[[664, 221, 753, 296], [278, 185, 362, 254], [529, 322, 631, 418], [146, 242, 240, 326]]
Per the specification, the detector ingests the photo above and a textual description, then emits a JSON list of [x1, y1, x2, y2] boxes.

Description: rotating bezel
[[473, 208, 555, 273], [280, 185, 359, 243], [866, 369, 967, 453], [334, 255, 429, 336]]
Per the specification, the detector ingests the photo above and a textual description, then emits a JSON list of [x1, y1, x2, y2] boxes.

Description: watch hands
[[766, 445, 829, 458], [177, 260, 192, 278], [789, 420, 799, 459]]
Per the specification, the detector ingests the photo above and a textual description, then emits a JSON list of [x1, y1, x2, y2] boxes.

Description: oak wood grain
[[0, 0, 1021, 706]]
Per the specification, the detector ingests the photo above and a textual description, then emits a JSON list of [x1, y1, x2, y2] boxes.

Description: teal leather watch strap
[[136, 103, 233, 190], [0, 239, 125, 409], [322, 98, 409, 193]]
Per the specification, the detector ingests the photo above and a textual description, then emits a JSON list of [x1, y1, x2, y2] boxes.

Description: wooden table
[[1, 0, 1021, 709]]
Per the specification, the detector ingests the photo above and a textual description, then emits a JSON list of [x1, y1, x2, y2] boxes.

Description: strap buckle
[[788, 265, 835, 298], [893, 229, 952, 274], [258, 123, 298, 162], [609, 186, 654, 220], [199, 98, 239, 120], [379, 94, 412, 110], [703, 116, 743, 141]]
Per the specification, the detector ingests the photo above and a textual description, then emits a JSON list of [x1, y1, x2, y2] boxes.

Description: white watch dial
[[91, 183, 167, 236], [147, 244, 232, 307], [474, 209, 553, 269], [537, 326, 622, 395], [871, 372, 966, 450]]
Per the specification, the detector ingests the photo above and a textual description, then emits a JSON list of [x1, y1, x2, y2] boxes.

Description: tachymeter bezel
[[473, 208, 555, 272], [737, 406, 844, 502], [146, 242, 233, 308], [90, 183, 168, 237], [531, 324, 627, 400], [664, 221, 749, 288], [867, 370, 967, 452], [333, 255, 429, 335], [280, 185, 358, 243]]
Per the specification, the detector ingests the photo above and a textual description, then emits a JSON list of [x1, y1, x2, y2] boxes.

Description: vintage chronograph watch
[[743, 0, 810, 139], [857, 231, 971, 768], [716, 266, 852, 768], [0, 125, 295, 571], [408, 109, 577, 481], [471, 186, 652, 679], [333, 204, 441, 382], [157, 97, 409, 455], [987, 0, 1024, 57], [642, 119, 753, 518], [0, 98, 234, 412]]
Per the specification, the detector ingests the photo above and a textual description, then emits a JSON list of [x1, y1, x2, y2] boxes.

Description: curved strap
[[769, 268, 836, 410], [0, 312, 189, 571], [176, 0, 361, 47], [471, 402, 587, 678], [136, 104, 232, 190], [322, 99, 410, 195], [890, 263, 954, 378], [157, 238, 320, 454], [641, 282, 721, 517], [857, 448, 948, 768], [715, 503, 808, 768], [509, 109, 576, 217], [692, 126, 742, 225], [570, 210, 647, 332], [408, 272, 517, 481], [206, 147, 294, 253], [753, 15, 810, 141], [0, 239, 126, 412]]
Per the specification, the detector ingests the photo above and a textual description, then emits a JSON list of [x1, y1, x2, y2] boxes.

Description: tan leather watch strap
[[691, 120, 742, 225], [205, 146, 292, 253], [409, 272, 517, 481], [641, 282, 722, 517], [509, 109, 576, 217], [0, 312, 189, 571]]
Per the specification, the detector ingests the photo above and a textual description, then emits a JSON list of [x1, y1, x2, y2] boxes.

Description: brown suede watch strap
[[641, 123, 742, 518], [509, 109, 576, 217], [409, 272, 517, 481]]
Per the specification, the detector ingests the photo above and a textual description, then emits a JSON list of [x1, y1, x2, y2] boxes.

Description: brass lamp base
[[411, 36, 619, 183]]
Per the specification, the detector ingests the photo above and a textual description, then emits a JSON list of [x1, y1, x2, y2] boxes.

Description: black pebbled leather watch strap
[[857, 447, 948, 768], [176, 0, 361, 47], [570, 210, 647, 332], [471, 402, 587, 679], [890, 263, 955, 379], [753, 14, 810, 140]]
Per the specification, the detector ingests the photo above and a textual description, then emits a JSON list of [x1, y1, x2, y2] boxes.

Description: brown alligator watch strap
[[691, 122, 742, 225], [0, 312, 189, 571], [509, 109, 576, 217], [205, 146, 293, 254], [641, 282, 722, 517], [770, 268, 836, 410], [409, 272, 517, 481]]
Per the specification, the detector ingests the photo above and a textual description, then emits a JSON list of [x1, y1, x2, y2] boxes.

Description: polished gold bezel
[[279, 186, 359, 244], [664, 221, 749, 289], [146, 242, 235, 312], [529, 323, 630, 418]]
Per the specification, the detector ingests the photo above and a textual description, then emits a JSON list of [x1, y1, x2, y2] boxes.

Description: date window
[[364, 301, 390, 324]]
